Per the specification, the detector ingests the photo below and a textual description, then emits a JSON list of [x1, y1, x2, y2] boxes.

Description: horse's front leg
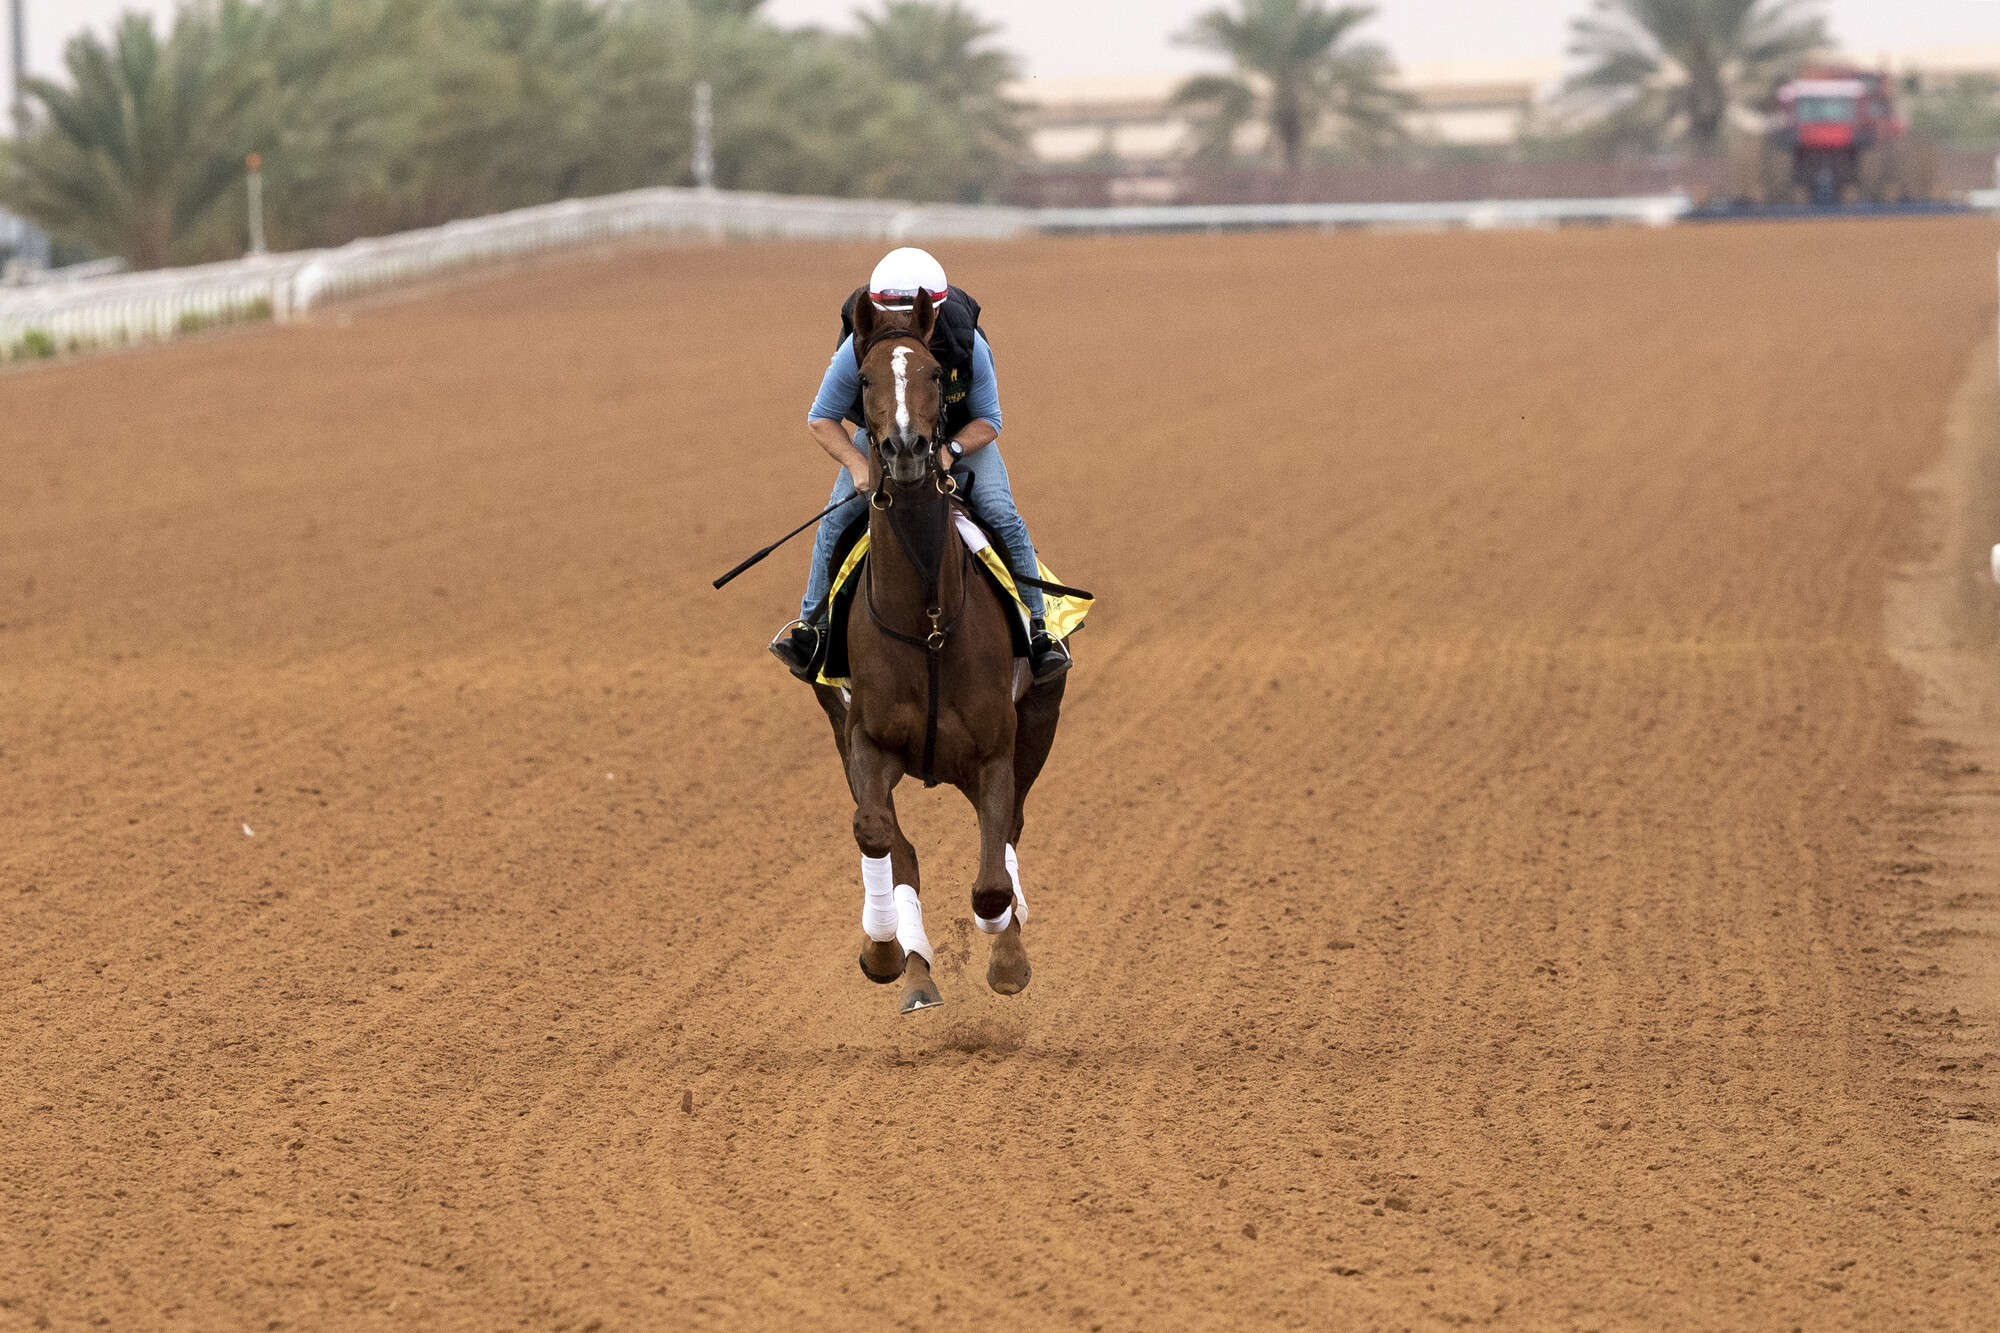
[[971, 752, 1030, 995], [849, 730, 943, 1013], [885, 789, 942, 1014], [849, 729, 908, 987]]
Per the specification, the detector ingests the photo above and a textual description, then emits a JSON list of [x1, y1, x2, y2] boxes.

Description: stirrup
[[1029, 632, 1071, 684], [768, 619, 822, 682]]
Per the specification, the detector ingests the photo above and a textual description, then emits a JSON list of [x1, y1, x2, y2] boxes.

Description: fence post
[[693, 83, 715, 191], [246, 155, 268, 257]]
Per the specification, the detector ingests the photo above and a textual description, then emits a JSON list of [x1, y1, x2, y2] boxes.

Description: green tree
[[7, 10, 256, 267], [5, 0, 1032, 263], [618, 0, 1020, 202], [1171, 0, 1410, 171], [224, 0, 629, 245], [404, 0, 619, 218], [855, 1, 1014, 110], [1566, 0, 1827, 156], [852, 2, 1023, 200], [1909, 74, 2000, 149], [208, 0, 431, 249], [615, 0, 877, 196]]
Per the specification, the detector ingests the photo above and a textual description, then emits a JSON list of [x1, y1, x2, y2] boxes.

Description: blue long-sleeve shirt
[[808, 331, 1002, 436]]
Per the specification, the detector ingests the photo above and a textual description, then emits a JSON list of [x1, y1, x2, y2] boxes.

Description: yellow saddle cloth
[[817, 511, 1092, 689]]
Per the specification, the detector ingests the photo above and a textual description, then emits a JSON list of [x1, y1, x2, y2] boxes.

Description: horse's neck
[[871, 493, 958, 611]]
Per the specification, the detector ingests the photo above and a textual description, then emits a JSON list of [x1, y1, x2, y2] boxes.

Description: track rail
[[6, 185, 1995, 361], [0, 189, 1030, 360], [1036, 194, 1691, 234]]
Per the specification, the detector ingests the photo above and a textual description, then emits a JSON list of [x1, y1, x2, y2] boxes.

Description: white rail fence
[[0, 188, 1030, 360], [1037, 194, 1692, 234], [7, 184, 1991, 361]]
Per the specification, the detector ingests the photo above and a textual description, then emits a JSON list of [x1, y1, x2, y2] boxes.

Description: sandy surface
[[4, 219, 2000, 1331]]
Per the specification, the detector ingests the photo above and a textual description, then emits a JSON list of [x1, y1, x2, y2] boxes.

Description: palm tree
[[854, 2, 1016, 112], [1171, 0, 1410, 171], [1567, 0, 1828, 156], [7, 11, 254, 267], [852, 2, 1023, 201]]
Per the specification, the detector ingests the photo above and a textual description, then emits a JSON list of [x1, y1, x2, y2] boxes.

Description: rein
[[864, 469, 964, 788], [858, 324, 963, 787]]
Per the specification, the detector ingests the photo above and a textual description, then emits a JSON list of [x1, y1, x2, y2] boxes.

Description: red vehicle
[[1755, 66, 1934, 205]]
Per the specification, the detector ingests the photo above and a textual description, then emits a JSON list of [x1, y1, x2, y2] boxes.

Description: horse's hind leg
[[1011, 675, 1065, 836], [997, 675, 1065, 940], [849, 731, 908, 987], [972, 753, 1031, 996]]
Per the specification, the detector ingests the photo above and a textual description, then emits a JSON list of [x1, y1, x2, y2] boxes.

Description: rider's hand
[[847, 460, 872, 493], [936, 445, 955, 476]]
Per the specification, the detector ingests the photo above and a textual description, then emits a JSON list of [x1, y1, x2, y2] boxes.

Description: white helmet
[[868, 247, 948, 311]]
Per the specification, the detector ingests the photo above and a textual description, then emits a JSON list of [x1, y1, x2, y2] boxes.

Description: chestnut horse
[[810, 289, 1066, 1015]]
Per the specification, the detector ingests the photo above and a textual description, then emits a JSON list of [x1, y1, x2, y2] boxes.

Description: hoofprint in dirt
[[4, 219, 2000, 1331]]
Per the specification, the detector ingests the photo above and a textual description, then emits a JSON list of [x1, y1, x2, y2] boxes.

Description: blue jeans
[[801, 432, 1045, 622]]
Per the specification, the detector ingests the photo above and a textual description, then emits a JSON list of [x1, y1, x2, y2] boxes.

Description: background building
[[1006, 45, 2000, 207], [1013, 57, 1563, 168]]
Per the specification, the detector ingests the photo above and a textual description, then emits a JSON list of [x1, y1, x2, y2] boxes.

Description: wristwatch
[[947, 441, 965, 462]]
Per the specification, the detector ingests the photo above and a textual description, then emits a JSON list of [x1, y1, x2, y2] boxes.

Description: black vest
[[839, 284, 984, 440]]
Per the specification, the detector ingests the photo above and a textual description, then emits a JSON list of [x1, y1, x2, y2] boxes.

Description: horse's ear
[[910, 288, 938, 345], [851, 291, 878, 350]]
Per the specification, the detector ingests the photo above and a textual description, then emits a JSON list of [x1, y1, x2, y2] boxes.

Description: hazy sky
[[12, 0, 1997, 87]]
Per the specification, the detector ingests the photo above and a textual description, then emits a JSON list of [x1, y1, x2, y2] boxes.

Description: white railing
[[1036, 194, 1693, 233], [14, 256, 130, 284], [288, 190, 1028, 309], [0, 187, 1031, 359], [0, 252, 304, 355], [18, 183, 1983, 360]]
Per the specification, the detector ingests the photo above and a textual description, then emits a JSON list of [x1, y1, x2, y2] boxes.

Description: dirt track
[[5, 219, 2000, 1331]]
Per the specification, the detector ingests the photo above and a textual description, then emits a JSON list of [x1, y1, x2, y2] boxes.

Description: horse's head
[[851, 288, 944, 489]]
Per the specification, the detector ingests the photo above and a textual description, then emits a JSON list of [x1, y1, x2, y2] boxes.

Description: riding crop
[[713, 487, 1094, 601], [711, 494, 865, 590]]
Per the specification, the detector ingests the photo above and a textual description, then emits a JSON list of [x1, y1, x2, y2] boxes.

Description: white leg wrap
[[894, 885, 933, 964], [973, 903, 1013, 935], [1005, 844, 1029, 924], [861, 855, 899, 942]]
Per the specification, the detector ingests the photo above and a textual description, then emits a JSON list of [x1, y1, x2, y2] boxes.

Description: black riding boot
[[1028, 615, 1070, 684], [768, 621, 822, 682]]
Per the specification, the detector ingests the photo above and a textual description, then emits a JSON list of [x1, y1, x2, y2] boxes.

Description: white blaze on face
[[891, 346, 913, 436]]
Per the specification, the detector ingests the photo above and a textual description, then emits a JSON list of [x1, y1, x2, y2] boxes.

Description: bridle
[[857, 324, 963, 788], [856, 325, 954, 509]]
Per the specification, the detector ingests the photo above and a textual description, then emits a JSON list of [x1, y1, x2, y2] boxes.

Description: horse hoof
[[987, 961, 1031, 996], [900, 955, 944, 1014], [858, 936, 907, 985], [986, 922, 1032, 996]]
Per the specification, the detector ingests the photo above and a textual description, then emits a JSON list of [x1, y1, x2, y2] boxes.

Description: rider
[[769, 246, 1070, 684]]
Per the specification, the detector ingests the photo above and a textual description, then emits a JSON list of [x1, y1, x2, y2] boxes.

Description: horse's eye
[[857, 374, 870, 388]]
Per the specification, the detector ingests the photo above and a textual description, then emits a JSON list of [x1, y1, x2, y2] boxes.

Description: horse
[[809, 288, 1067, 1016]]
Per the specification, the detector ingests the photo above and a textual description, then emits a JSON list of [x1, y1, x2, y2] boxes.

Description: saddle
[[812, 502, 1090, 691]]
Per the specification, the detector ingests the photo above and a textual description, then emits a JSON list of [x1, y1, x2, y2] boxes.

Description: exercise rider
[[769, 246, 1071, 685]]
